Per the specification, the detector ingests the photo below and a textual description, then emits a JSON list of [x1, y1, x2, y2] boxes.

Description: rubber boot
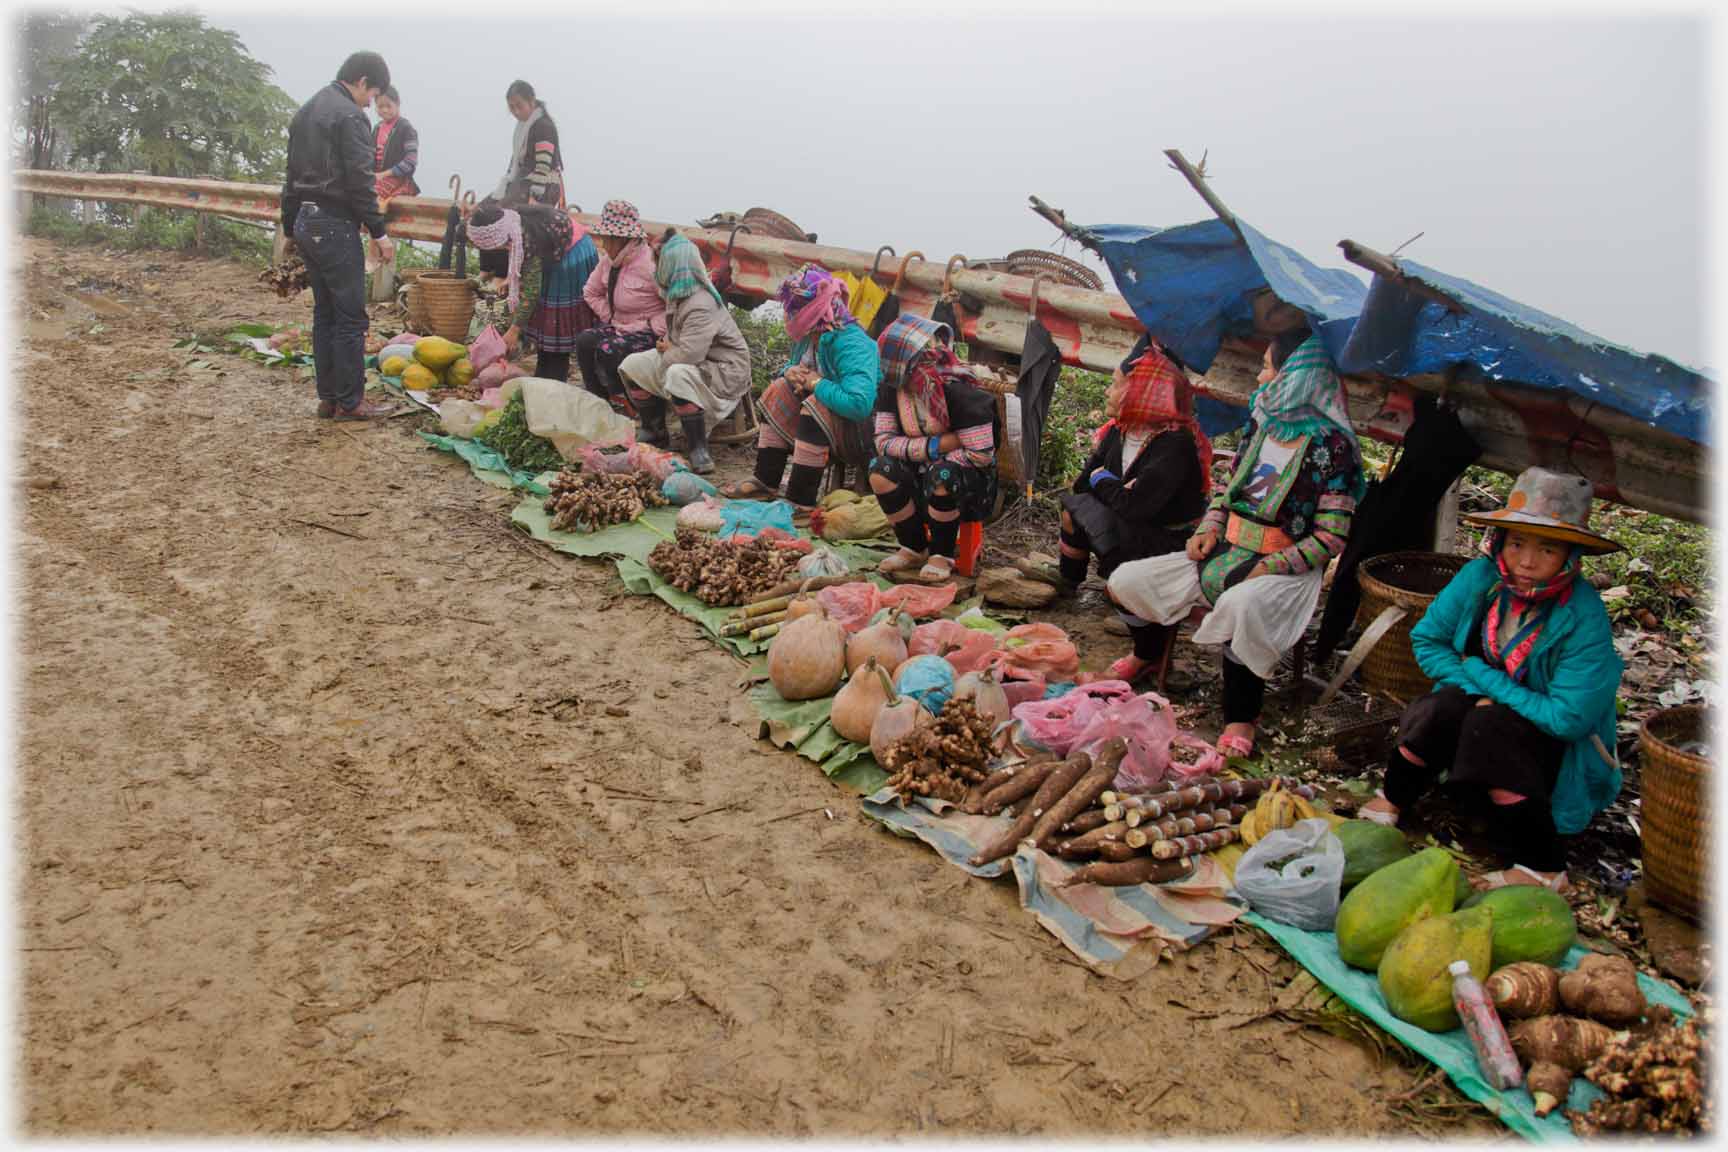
[[680, 413, 714, 475], [637, 396, 671, 448]]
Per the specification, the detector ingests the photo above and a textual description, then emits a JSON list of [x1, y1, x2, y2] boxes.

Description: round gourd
[[1378, 905, 1494, 1032], [1460, 885, 1577, 968], [831, 658, 892, 744], [1335, 820, 1412, 889], [871, 694, 934, 765], [767, 611, 846, 702], [952, 667, 1010, 728], [847, 614, 910, 676], [1334, 846, 1459, 971]]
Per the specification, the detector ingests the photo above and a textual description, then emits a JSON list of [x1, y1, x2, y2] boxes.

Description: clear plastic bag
[[798, 545, 849, 579], [662, 470, 718, 506], [520, 378, 637, 460], [1232, 819, 1345, 931], [1070, 692, 1223, 793]]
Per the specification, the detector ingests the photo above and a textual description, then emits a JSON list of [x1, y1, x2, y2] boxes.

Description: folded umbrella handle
[[1027, 272, 1047, 319], [892, 250, 926, 295], [870, 244, 895, 281]]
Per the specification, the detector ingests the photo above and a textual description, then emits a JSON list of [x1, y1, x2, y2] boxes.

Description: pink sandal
[[1108, 655, 1158, 689], [1215, 726, 1256, 759]]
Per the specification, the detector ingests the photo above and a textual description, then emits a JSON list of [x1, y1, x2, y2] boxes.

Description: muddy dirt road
[[16, 238, 1491, 1137]]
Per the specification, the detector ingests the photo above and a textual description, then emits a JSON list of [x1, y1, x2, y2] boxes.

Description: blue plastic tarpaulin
[[1337, 259, 1711, 446]]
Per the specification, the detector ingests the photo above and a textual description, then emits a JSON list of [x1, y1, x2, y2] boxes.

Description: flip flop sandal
[[1358, 790, 1401, 827], [1107, 655, 1159, 689], [917, 557, 956, 584], [719, 479, 776, 501], [1215, 731, 1256, 759], [878, 548, 927, 575]]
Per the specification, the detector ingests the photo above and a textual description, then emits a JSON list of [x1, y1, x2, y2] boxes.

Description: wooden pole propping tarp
[[1338, 239, 1465, 315]]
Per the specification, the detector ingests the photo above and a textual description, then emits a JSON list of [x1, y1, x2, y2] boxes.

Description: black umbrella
[[1014, 275, 1064, 500], [1314, 391, 1482, 660]]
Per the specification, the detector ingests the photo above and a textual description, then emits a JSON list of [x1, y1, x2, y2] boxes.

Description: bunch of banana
[[1238, 779, 1322, 845]]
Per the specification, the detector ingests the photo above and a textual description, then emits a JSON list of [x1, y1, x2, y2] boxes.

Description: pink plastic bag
[[983, 622, 1080, 683], [998, 672, 1048, 710], [908, 620, 998, 674], [1071, 691, 1224, 793], [578, 439, 637, 475], [626, 441, 687, 483], [816, 583, 883, 633], [1007, 680, 1139, 756], [468, 325, 506, 372], [878, 584, 958, 618]]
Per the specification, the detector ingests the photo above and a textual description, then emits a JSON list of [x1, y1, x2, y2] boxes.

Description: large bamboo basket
[[409, 270, 476, 342], [1355, 551, 1470, 701], [1640, 706, 1709, 921]]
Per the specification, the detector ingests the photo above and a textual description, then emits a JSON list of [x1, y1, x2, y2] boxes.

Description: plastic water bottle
[[1449, 959, 1523, 1091]]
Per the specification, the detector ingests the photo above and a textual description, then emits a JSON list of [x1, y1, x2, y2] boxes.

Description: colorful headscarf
[[1098, 341, 1213, 497], [1250, 335, 1359, 454], [1479, 527, 1581, 683], [878, 313, 968, 435], [466, 208, 525, 312], [779, 264, 855, 342], [656, 233, 723, 305]]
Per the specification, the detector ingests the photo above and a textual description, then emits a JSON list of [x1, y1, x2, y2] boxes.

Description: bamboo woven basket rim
[[1003, 249, 1103, 290], [1641, 704, 1708, 769], [741, 206, 811, 243], [1358, 550, 1470, 609], [1638, 704, 1708, 918]]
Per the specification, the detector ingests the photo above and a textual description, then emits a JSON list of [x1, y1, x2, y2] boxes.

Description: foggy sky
[[214, 12, 1708, 368]]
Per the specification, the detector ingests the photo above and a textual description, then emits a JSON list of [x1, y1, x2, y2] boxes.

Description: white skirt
[[1107, 552, 1325, 680], [618, 349, 740, 426]]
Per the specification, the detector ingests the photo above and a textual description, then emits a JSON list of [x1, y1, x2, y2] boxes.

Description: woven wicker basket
[[1355, 551, 1470, 701], [1640, 706, 1709, 921], [969, 367, 1024, 489], [414, 271, 476, 342], [741, 206, 812, 243]]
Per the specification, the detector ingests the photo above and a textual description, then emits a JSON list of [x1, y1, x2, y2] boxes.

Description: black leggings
[[1221, 652, 1265, 726], [872, 456, 962, 557], [535, 349, 570, 384], [752, 412, 831, 507]]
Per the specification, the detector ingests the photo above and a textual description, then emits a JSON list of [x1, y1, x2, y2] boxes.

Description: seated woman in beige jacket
[[618, 231, 753, 474]]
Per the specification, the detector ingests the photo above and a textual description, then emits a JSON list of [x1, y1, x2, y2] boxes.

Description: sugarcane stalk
[[747, 574, 857, 604], [736, 595, 794, 619], [1150, 827, 1238, 860], [1126, 805, 1242, 849], [749, 621, 784, 642], [722, 610, 786, 636]]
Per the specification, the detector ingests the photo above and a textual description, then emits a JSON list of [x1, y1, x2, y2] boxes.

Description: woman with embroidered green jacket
[[720, 265, 880, 509], [1359, 468, 1624, 893], [1107, 329, 1365, 758]]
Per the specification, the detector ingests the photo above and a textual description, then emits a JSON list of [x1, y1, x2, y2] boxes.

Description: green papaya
[[1378, 905, 1495, 1032], [1335, 846, 1459, 970], [1335, 820, 1412, 889], [1460, 885, 1577, 968]]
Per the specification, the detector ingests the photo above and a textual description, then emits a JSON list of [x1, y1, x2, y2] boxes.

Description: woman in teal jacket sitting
[[721, 265, 879, 510], [1359, 468, 1624, 893]]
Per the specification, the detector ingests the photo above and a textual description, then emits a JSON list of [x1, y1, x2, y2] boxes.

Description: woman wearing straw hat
[[576, 199, 669, 439], [1358, 467, 1626, 894]]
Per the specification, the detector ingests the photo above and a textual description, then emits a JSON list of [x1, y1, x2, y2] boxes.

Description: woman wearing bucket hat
[[1358, 467, 1626, 894], [577, 199, 670, 440]]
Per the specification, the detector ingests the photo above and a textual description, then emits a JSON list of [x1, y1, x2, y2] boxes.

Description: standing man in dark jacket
[[281, 51, 399, 420]]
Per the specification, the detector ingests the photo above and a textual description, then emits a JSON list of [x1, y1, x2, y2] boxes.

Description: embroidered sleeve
[[529, 141, 556, 194], [511, 254, 543, 330], [948, 420, 994, 468], [390, 128, 418, 180], [1260, 431, 1360, 575]]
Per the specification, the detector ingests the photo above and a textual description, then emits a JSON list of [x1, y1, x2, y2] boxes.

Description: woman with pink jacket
[[576, 199, 672, 441]]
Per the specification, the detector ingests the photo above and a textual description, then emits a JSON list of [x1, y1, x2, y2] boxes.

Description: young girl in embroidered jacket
[[1107, 328, 1364, 758], [1359, 468, 1625, 894], [868, 313, 999, 583]]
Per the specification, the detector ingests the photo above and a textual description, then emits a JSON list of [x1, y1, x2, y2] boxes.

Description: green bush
[[26, 203, 271, 262], [732, 304, 790, 397], [1035, 367, 1111, 491]]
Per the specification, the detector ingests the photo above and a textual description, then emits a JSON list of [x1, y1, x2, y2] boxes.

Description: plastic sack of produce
[[1071, 691, 1224, 793], [579, 440, 638, 475], [895, 654, 956, 714], [798, 545, 849, 580], [878, 583, 958, 618], [816, 582, 883, 632], [439, 398, 488, 439], [983, 622, 1080, 683], [1008, 680, 1139, 756], [719, 500, 796, 541], [1232, 819, 1345, 931], [676, 495, 726, 532], [908, 620, 998, 674], [662, 470, 718, 506], [468, 325, 506, 372], [520, 378, 636, 461], [755, 528, 813, 553], [810, 492, 891, 541], [627, 442, 689, 484]]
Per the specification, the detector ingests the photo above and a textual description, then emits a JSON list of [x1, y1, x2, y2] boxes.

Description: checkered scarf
[[779, 265, 854, 342], [1096, 340, 1212, 497], [466, 209, 525, 312], [656, 234, 722, 305], [878, 313, 967, 435]]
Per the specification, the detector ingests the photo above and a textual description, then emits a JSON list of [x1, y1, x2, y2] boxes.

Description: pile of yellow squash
[[380, 336, 473, 391]]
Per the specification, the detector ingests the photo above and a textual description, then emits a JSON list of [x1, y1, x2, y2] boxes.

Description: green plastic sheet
[[1244, 911, 1694, 1142], [418, 431, 551, 495], [747, 682, 886, 794]]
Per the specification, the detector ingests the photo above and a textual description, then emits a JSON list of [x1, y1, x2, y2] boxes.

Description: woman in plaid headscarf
[[1051, 337, 1212, 682], [720, 265, 879, 507], [465, 202, 598, 382], [1108, 328, 1364, 758], [867, 313, 999, 583]]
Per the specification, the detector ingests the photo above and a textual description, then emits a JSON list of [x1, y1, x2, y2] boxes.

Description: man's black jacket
[[281, 82, 387, 239]]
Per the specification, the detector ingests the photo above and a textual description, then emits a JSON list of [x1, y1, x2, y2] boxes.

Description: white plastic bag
[[439, 398, 488, 439], [1232, 818, 1345, 931], [518, 377, 636, 461]]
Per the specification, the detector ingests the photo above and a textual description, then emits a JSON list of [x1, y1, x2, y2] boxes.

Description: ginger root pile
[[648, 527, 801, 606], [882, 697, 995, 804], [544, 469, 666, 533], [260, 255, 310, 298], [1574, 1005, 1710, 1136]]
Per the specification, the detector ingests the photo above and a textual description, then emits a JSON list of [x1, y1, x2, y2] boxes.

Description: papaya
[[1335, 846, 1459, 970], [402, 362, 440, 391], [1461, 885, 1577, 968], [1335, 820, 1412, 889], [1378, 905, 1494, 1032], [447, 357, 475, 389], [380, 354, 411, 378], [414, 335, 465, 371]]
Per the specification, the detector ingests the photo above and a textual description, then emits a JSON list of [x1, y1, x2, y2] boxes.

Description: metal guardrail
[[15, 170, 1704, 521]]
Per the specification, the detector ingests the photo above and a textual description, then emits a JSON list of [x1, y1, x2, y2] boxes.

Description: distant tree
[[13, 12, 86, 170], [52, 11, 295, 181]]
